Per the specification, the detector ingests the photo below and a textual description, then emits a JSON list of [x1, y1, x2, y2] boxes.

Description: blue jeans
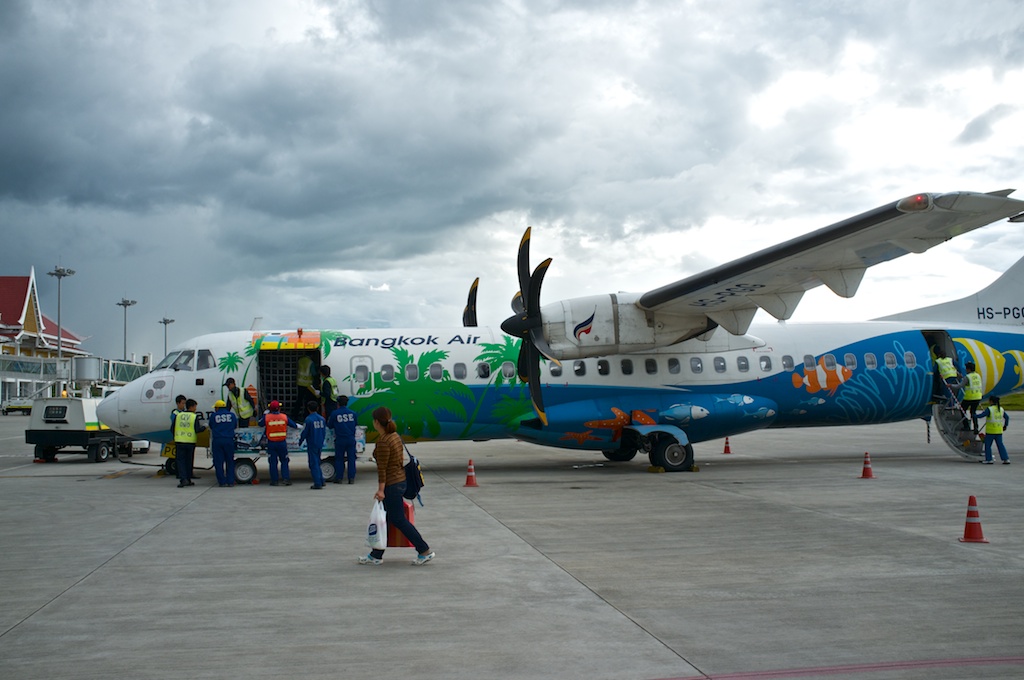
[[307, 446, 324, 487], [175, 443, 195, 483], [334, 438, 357, 481], [984, 433, 1009, 462], [267, 441, 290, 482], [369, 482, 429, 558], [211, 438, 235, 485]]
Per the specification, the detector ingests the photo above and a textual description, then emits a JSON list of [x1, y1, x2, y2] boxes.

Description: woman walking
[[359, 406, 435, 565]]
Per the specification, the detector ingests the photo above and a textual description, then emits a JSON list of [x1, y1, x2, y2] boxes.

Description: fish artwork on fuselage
[[97, 189, 1024, 475]]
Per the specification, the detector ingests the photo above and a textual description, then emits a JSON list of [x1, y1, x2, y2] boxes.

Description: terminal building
[[0, 267, 149, 402]]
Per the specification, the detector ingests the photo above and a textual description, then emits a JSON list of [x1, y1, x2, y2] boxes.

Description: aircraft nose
[[97, 392, 120, 430]]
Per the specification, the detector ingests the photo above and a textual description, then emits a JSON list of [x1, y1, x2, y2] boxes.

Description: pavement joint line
[[0, 484, 213, 641]]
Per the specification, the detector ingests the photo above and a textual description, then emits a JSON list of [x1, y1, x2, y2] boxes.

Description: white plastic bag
[[366, 500, 387, 551]]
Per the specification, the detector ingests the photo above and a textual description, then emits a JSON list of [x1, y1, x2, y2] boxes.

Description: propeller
[[462, 278, 479, 327], [500, 228, 560, 426]]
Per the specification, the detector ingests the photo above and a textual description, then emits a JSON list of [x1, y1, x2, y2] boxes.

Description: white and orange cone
[[958, 495, 989, 543], [859, 451, 875, 479], [464, 459, 479, 487]]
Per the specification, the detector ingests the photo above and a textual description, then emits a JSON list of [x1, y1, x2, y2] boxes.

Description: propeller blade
[[511, 291, 525, 315], [526, 258, 552, 315], [526, 344, 548, 426], [517, 227, 532, 297], [462, 278, 479, 327]]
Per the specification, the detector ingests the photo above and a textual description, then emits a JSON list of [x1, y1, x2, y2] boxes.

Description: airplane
[[97, 189, 1024, 482]]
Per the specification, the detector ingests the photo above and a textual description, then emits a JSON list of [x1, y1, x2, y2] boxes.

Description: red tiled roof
[[40, 314, 83, 344], [0, 276, 30, 326]]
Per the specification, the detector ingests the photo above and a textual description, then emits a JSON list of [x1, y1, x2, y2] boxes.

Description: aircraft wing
[[635, 190, 1024, 335]]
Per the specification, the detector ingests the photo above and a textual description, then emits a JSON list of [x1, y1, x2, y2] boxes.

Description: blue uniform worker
[[299, 400, 327, 489], [328, 395, 358, 484], [258, 400, 299, 486], [209, 400, 238, 486]]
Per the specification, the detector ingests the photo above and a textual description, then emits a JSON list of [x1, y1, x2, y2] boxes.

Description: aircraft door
[[349, 355, 373, 396]]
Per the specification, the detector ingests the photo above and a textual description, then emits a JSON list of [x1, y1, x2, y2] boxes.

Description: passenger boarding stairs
[[930, 383, 984, 462]]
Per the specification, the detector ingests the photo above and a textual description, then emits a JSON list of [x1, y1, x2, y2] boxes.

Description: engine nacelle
[[539, 293, 711, 360]]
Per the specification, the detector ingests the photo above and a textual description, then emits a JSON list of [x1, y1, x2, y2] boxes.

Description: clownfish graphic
[[574, 311, 596, 341], [791, 358, 852, 396]]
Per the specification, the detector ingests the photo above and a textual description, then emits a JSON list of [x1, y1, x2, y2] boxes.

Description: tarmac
[[0, 414, 1022, 680]]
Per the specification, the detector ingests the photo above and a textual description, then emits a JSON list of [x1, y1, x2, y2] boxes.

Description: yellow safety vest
[[323, 376, 338, 403], [985, 406, 1005, 435], [964, 372, 983, 401], [936, 356, 957, 379], [230, 388, 254, 420], [297, 356, 314, 388], [174, 412, 198, 443]]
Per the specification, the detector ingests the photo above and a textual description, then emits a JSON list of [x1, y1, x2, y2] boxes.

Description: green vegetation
[[998, 393, 1024, 411]]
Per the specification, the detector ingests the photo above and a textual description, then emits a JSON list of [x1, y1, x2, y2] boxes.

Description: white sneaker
[[411, 551, 435, 566], [358, 554, 383, 565]]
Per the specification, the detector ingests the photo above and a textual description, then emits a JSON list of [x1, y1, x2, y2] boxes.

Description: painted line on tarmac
[[669, 655, 1024, 679]]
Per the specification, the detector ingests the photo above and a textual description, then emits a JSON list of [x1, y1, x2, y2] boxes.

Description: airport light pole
[[47, 266, 75, 392], [116, 298, 137, 361], [159, 317, 175, 357]]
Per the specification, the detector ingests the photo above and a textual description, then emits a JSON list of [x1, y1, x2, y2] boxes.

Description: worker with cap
[[258, 400, 299, 486], [209, 399, 238, 487], [170, 399, 207, 488]]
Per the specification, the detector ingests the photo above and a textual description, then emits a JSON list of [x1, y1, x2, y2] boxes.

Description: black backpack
[[403, 447, 424, 500]]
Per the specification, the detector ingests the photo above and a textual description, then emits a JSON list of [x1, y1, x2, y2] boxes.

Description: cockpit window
[[154, 352, 181, 370], [197, 350, 216, 371], [171, 350, 194, 371]]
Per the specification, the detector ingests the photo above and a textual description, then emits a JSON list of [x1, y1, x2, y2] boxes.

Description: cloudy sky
[[3, 0, 1024, 362]]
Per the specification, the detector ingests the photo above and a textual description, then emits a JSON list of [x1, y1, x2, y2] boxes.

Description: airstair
[[930, 383, 984, 462]]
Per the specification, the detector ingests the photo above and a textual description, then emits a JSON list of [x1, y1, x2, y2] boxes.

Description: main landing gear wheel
[[602, 449, 638, 462], [234, 459, 257, 485], [648, 436, 694, 472]]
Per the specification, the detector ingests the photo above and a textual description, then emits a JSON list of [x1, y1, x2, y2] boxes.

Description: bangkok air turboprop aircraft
[[97, 189, 1024, 482]]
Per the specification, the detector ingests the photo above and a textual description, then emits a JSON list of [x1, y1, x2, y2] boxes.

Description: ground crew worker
[[210, 400, 238, 487], [979, 396, 1011, 464], [296, 355, 319, 418], [934, 349, 959, 406], [299, 400, 327, 489], [959, 361, 983, 434], [258, 400, 299, 486], [224, 377, 256, 427], [170, 394, 186, 425], [171, 398, 206, 488], [318, 365, 339, 416], [328, 395, 358, 484]]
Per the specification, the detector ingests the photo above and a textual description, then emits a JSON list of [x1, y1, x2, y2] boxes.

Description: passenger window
[[759, 356, 772, 372], [803, 355, 816, 370], [782, 355, 795, 371], [501, 361, 516, 379], [667, 358, 680, 374], [354, 365, 370, 383], [865, 353, 877, 370], [453, 363, 466, 380], [645, 358, 657, 375], [620, 359, 633, 375], [429, 363, 444, 380], [737, 356, 749, 372], [574, 360, 586, 377], [597, 360, 610, 376], [714, 357, 727, 373], [477, 363, 490, 379], [823, 354, 836, 371], [197, 350, 216, 371], [550, 363, 562, 377], [171, 350, 194, 371], [380, 364, 395, 382], [844, 353, 857, 370], [405, 364, 419, 381], [904, 352, 917, 369], [884, 352, 897, 369], [690, 357, 703, 374]]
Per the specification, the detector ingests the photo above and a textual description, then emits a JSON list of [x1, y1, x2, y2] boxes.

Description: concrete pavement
[[0, 415, 1022, 679]]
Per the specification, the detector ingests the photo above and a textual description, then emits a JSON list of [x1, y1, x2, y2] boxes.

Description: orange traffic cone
[[722, 437, 732, 455], [859, 452, 875, 479], [958, 495, 989, 543], [464, 459, 479, 487]]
